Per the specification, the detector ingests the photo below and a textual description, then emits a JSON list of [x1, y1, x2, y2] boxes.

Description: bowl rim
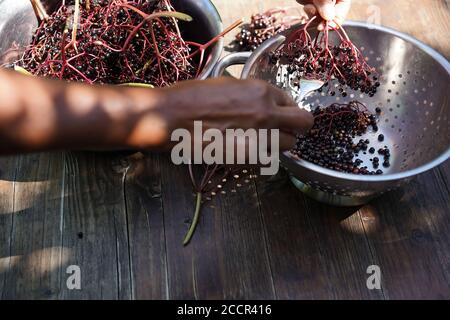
[[194, 0, 224, 80], [280, 21, 450, 183], [0, 0, 224, 79]]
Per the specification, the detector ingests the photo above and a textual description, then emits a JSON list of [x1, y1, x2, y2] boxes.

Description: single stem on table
[[183, 163, 224, 245], [183, 192, 203, 246]]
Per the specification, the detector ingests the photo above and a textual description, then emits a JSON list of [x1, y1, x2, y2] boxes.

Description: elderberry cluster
[[269, 19, 380, 96], [18, 0, 196, 87], [271, 43, 379, 96], [291, 101, 390, 175], [235, 11, 289, 51]]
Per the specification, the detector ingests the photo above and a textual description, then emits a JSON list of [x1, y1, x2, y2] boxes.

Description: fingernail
[[321, 5, 336, 21], [314, 0, 336, 21]]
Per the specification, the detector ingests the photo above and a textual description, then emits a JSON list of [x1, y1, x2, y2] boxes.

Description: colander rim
[[281, 21, 450, 182]]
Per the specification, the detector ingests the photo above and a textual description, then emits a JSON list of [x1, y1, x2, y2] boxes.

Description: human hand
[[158, 77, 313, 152], [0, 69, 313, 154], [296, 0, 351, 30]]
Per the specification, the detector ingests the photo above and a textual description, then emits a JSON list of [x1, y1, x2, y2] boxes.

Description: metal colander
[[213, 21, 450, 206]]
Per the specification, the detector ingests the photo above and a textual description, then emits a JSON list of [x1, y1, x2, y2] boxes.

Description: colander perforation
[[237, 21, 450, 205]]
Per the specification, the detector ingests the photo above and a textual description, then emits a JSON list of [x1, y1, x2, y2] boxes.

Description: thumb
[[313, 0, 336, 21]]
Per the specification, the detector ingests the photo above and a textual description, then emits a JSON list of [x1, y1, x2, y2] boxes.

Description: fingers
[[267, 83, 314, 134], [317, 0, 350, 30], [334, 0, 351, 26], [210, 131, 295, 163], [298, 0, 350, 30], [303, 4, 317, 17], [317, 20, 338, 31], [279, 132, 297, 151], [268, 84, 296, 106], [271, 107, 314, 134], [313, 0, 336, 21]]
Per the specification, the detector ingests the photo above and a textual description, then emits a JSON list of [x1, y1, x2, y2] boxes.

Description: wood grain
[[0, 156, 17, 298], [214, 0, 450, 300], [160, 159, 275, 299], [349, 0, 450, 59], [255, 172, 384, 299], [358, 169, 450, 299], [1, 153, 64, 299], [58, 152, 131, 299], [0, 0, 448, 300], [123, 152, 168, 300]]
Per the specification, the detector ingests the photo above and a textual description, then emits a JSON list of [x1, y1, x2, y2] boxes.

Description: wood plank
[[0, 153, 64, 299], [59, 152, 131, 299], [0, 156, 17, 298], [123, 152, 168, 300], [215, 0, 380, 300], [213, 0, 450, 60], [161, 158, 275, 299], [438, 162, 450, 194], [359, 169, 450, 299], [348, 0, 450, 299], [350, 0, 450, 59], [256, 172, 384, 299], [429, 163, 450, 291], [0, 0, 447, 300], [214, 0, 450, 300]]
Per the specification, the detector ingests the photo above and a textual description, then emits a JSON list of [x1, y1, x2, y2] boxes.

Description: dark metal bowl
[[0, 0, 223, 79]]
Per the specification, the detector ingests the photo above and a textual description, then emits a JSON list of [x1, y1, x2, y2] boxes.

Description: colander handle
[[212, 52, 252, 78]]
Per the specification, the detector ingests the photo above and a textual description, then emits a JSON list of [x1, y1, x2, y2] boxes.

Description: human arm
[[0, 70, 313, 155]]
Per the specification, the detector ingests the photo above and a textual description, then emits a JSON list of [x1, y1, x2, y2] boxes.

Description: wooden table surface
[[0, 0, 449, 300]]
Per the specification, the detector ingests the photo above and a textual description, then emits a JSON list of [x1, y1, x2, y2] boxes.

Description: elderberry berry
[[291, 101, 391, 176]]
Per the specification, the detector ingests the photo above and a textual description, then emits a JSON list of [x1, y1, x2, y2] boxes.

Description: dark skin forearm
[[0, 70, 168, 154], [0, 69, 313, 155]]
